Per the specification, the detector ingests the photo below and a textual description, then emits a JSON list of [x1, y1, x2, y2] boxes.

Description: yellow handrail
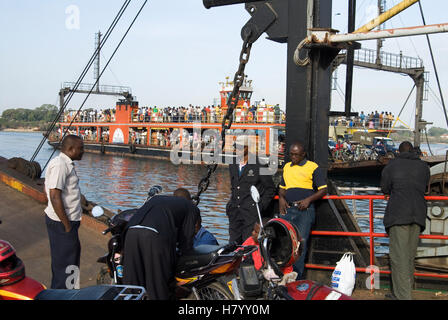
[[355, 0, 420, 34]]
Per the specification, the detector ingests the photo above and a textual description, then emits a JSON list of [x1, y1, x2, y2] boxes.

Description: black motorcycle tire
[[386, 151, 395, 158], [187, 282, 234, 300], [97, 266, 114, 285]]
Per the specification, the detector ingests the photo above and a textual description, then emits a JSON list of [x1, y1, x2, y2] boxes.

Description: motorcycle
[[95, 185, 257, 300], [234, 186, 353, 300], [0, 219, 147, 300], [0, 237, 45, 300]]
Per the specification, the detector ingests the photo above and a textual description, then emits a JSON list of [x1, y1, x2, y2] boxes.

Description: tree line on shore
[[389, 126, 448, 143], [0, 104, 58, 131]]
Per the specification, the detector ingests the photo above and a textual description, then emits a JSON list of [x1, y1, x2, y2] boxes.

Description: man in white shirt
[[44, 134, 84, 289]]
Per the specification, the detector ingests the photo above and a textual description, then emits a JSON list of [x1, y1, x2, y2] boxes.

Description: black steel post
[[344, 0, 356, 117], [285, 0, 333, 175], [285, 0, 310, 163]]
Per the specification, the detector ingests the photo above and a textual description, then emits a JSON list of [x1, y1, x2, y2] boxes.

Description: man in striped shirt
[[278, 141, 327, 279]]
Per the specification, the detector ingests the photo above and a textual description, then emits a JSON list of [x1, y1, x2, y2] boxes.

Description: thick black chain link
[[192, 37, 253, 205]]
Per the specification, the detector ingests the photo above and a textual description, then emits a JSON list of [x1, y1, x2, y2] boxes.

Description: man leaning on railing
[[380, 141, 430, 300]]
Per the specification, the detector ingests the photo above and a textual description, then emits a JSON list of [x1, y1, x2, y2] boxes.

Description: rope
[[424, 127, 434, 156], [293, 38, 310, 67], [418, 1, 448, 129], [30, 0, 133, 163], [41, 0, 148, 173]]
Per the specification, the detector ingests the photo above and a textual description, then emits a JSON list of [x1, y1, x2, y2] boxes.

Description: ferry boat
[[48, 78, 286, 167]]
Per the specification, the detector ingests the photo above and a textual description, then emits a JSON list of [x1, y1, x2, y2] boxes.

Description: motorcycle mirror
[[91, 205, 104, 218], [251, 185, 266, 239], [147, 185, 163, 199], [250, 185, 260, 203]]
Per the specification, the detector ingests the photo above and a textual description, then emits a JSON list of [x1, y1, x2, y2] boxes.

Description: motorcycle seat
[[35, 285, 126, 300], [176, 244, 223, 274]]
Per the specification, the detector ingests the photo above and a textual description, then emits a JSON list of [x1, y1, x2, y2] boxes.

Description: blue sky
[[0, 0, 447, 128]]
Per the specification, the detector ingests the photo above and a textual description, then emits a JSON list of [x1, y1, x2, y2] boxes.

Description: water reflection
[[331, 177, 389, 255], [75, 154, 232, 243], [0, 132, 233, 243]]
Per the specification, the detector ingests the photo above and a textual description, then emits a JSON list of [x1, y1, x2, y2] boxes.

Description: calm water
[[0, 131, 446, 250], [0, 131, 231, 243]]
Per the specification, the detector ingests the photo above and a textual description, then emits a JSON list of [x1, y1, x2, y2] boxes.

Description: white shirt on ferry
[[44, 152, 82, 222]]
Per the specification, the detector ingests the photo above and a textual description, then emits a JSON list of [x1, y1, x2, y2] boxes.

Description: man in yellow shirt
[[278, 141, 327, 279]]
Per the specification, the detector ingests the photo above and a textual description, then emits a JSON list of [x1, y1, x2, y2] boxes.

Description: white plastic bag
[[331, 252, 356, 296]]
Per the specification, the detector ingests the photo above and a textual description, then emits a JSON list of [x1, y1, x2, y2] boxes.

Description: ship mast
[[94, 31, 102, 93], [376, 0, 385, 65], [59, 31, 134, 111]]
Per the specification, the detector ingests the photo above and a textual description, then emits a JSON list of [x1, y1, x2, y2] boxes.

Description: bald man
[[44, 134, 84, 289]]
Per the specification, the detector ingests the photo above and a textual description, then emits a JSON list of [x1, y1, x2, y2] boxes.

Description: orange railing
[[307, 194, 448, 290]]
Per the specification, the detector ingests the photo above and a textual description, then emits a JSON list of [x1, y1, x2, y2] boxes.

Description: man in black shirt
[[122, 188, 199, 300], [227, 140, 275, 244], [381, 141, 430, 300]]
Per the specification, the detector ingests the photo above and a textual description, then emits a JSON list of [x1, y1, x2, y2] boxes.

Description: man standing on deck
[[278, 141, 327, 280], [227, 136, 275, 245], [380, 141, 430, 300], [44, 134, 84, 289]]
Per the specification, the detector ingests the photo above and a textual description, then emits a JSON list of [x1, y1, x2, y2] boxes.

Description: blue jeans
[[283, 205, 316, 280]]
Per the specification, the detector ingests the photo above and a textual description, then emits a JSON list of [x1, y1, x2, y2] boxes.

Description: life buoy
[[139, 114, 144, 122], [129, 144, 136, 154]]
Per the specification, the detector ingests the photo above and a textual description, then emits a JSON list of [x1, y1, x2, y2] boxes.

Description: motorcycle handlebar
[[102, 227, 112, 235]]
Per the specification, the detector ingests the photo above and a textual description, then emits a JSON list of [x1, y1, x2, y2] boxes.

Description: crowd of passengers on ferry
[[331, 110, 396, 130], [62, 102, 286, 124]]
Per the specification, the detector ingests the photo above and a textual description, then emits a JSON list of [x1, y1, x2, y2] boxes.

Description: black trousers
[[45, 215, 81, 289], [228, 211, 258, 245], [122, 227, 177, 300]]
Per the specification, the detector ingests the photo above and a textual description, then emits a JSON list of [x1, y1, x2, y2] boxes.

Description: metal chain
[[192, 37, 253, 205]]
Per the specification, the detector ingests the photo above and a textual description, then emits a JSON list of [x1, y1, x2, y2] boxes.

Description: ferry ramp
[[0, 182, 109, 289]]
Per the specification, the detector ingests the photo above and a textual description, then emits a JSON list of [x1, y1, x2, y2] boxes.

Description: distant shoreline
[[0, 128, 43, 133]]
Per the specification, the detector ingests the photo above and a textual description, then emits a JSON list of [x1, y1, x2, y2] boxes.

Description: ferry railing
[[61, 110, 286, 125], [339, 48, 424, 70], [307, 193, 448, 291], [330, 121, 397, 131]]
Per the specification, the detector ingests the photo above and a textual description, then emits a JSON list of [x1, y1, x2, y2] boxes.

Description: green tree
[[0, 104, 58, 129], [428, 127, 448, 137]]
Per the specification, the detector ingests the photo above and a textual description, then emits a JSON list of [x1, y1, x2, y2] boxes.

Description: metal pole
[[344, 0, 356, 117], [413, 72, 425, 147], [95, 31, 102, 93], [309, 0, 333, 171], [369, 198, 375, 292], [354, 0, 419, 33], [285, 0, 310, 163], [332, 22, 448, 43], [376, 0, 385, 65]]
